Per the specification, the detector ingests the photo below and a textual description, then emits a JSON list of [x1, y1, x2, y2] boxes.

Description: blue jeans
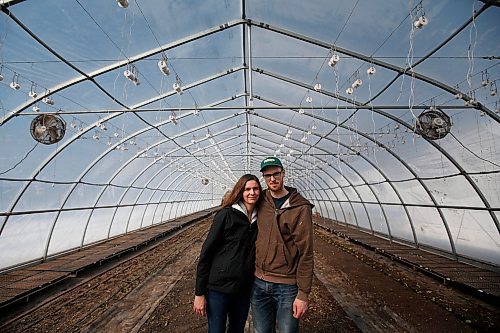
[[206, 288, 251, 333], [251, 278, 299, 333]]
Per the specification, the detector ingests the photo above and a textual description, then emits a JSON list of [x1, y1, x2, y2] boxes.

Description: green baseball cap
[[260, 156, 283, 171]]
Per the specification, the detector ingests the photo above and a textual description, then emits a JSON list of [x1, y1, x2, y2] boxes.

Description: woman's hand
[[193, 295, 207, 317]]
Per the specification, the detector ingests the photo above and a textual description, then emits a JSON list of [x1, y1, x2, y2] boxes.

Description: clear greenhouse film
[[0, 0, 499, 272]]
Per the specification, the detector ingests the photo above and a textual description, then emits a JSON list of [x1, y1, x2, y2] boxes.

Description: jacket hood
[[263, 186, 314, 209], [232, 201, 258, 223]]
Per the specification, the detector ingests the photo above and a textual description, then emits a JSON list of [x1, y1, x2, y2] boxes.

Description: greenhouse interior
[[0, 0, 499, 332]]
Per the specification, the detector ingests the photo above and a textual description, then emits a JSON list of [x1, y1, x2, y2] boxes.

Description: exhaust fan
[[415, 108, 452, 140], [30, 114, 66, 144]]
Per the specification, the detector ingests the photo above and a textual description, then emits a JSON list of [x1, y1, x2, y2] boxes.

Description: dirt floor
[[1, 218, 499, 332]]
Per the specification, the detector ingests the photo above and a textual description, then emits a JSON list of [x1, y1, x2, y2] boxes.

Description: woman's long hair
[[221, 174, 262, 208]]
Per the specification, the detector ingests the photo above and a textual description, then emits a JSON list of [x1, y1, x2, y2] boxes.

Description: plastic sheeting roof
[[0, 0, 499, 271]]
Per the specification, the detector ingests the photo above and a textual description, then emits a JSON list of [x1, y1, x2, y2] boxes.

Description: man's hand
[[193, 295, 207, 317], [293, 298, 308, 319]]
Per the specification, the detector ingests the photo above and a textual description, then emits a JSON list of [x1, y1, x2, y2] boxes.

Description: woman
[[193, 174, 262, 333]]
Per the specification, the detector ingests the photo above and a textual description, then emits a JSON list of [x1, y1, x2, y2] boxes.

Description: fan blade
[[44, 116, 58, 127], [47, 127, 59, 142], [34, 125, 47, 138]]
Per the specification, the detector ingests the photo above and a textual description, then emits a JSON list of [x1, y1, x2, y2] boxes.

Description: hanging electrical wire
[[0, 142, 39, 176]]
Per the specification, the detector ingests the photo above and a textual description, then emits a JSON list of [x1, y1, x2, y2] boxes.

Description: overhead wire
[[287, 0, 360, 171], [2, 55, 499, 65], [135, 0, 231, 177], [0, 142, 39, 176]]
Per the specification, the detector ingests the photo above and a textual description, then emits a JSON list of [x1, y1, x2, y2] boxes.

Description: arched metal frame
[[0, 1, 498, 269]]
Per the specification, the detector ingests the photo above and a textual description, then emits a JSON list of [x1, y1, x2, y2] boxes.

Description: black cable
[[449, 132, 500, 168], [1, 56, 499, 64], [0, 142, 39, 175], [75, 0, 129, 61]]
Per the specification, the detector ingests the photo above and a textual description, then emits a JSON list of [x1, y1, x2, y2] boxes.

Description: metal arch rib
[[0, 17, 247, 125], [249, 16, 499, 123]]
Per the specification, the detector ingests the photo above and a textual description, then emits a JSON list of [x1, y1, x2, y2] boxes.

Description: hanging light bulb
[[481, 71, 490, 87], [352, 79, 362, 89], [328, 54, 340, 67], [92, 133, 100, 141], [414, 15, 428, 29], [116, 0, 129, 8], [114, 132, 119, 137], [0, 66, 3, 81], [173, 82, 182, 94], [33, 104, 40, 112], [346, 87, 354, 95], [42, 96, 54, 105], [107, 138, 113, 146], [71, 119, 77, 128], [312, 123, 317, 130], [158, 57, 170, 76], [129, 139, 136, 145], [193, 108, 199, 116], [29, 83, 37, 98], [10, 73, 21, 90], [313, 83, 322, 91], [490, 82, 497, 96], [306, 96, 313, 103], [169, 114, 177, 124], [124, 65, 140, 85], [298, 108, 305, 114], [123, 69, 136, 81], [99, 123, 107, 130], [367, 66, 376, 75]]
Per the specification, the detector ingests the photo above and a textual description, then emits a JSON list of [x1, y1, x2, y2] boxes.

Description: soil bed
[[1, 219, 498, 332]]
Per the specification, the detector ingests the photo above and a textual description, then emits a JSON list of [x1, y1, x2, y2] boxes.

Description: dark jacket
[[254, 186, 314, 301], [195, 203, 258, 296]]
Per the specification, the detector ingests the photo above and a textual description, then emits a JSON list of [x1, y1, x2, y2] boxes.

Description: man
[[251, 156, 314, 333]]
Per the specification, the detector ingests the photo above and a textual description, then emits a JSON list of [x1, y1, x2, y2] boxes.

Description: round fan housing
[[30, 114, 66, 145], [415, 109, 452, 140]]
